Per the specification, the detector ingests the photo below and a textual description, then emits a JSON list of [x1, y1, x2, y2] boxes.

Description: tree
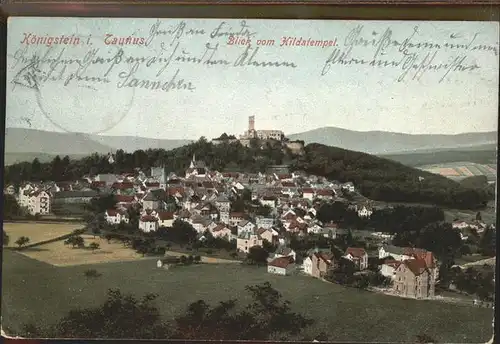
[[171, 282, 314, 340], [65, 235, 85, 248], [27, 289, 170, 338], [84, 269, 102, 278], [89, 242, 100, 253], [246, 246, 269, 265], [262, 239, 277, 254], [92, 226, 101, 238], [15, 236, 30, 248], [475, 211, 482, 221], [3, 194, 23, 219], [479, 225, 496, 257], [3, 230, 10, 246]]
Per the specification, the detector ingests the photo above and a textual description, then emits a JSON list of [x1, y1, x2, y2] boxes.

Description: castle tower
[[248, 116, 255, 131]]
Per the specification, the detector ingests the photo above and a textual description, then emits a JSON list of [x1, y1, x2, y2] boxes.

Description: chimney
[[248, 116, 255, 131]]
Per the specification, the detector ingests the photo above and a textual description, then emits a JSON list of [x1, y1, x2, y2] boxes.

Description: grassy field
[[18, 235, 146, 266], [418, 162, 497, 182], [1, 250, 493, 342], [3, 222, 84, 247]]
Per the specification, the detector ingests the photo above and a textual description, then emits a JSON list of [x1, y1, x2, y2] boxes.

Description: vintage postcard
[[2, 17, 498, 342]]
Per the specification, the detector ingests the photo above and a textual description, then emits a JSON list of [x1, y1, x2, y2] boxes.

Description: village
[[5, 147, 495, 304]]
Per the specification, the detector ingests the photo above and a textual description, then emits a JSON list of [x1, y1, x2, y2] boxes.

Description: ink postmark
[[9, 35, 136, 134]]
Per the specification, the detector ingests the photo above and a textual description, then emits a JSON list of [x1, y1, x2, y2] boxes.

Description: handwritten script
[[8, 20, 499, 94]]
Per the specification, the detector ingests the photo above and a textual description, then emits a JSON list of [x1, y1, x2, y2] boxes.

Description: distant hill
[[3, 128, 192, 165], [288, 127, 497, 155], [4, 153, 88, 166], [84, 134, 192, 153], [382, 148, 497, 167], [5, 128, 114, 155]]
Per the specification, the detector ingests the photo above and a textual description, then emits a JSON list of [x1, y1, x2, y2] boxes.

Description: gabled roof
[[345, 247, 367, 258], [157, 211, 174, 220], [268, 256, 294, 268], [111, 182, 134, 189], [402, 259, 429, 276]]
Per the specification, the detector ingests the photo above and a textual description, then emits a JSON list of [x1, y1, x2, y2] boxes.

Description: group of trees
[[293, 143, 492, 209], [448, 265, 495, 302], [3, 194, 27, 220], [21, 282, 316, 340], [4, 138, 491, 210], [325, 258, 392, 290]]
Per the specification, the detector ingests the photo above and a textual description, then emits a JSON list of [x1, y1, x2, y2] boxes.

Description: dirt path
[[459, 257, 496, 269], [163, 251, 241, 264]]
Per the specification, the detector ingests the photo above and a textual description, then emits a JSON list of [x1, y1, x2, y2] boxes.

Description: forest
[[3, 138, 493, 209]]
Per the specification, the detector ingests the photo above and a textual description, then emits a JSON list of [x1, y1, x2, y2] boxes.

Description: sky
[[5, 17, 499, 139]]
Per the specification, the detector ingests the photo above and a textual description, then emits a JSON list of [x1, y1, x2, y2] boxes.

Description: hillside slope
[[291, 143, 491, 209]]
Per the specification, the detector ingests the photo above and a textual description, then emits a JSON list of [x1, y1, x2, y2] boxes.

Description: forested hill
[[293, 143, 492, 209], [3, 139, 492, 210]]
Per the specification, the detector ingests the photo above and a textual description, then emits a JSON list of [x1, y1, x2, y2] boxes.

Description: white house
[[237, 220, 256, 236], [27, 190, 51, 215], [268, 256, 295, 275], [237, 232, 263, 253], [105, 209, 130, 224], [301, 188, 315, 201], [256, 216, 274, 229], [302, 256, 313, 275], [156, 211, 175, 227], [342, 182, 355, 193], [139, 215, 159, 233], [344, 247, 368, 270], [380, 260, 401, 279], [273, 246, 297, 261], [378, 245, 412, 262], [210, 223, 232, 239], [357, 206, 373, 218], [260, 196, 277, 208]]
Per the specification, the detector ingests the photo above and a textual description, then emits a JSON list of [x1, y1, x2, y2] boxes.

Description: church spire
[[189, 154, 196, 168]]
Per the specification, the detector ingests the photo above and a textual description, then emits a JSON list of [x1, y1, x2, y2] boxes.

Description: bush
[[206, 249, 213, 254], [84, 269, 102, 278]]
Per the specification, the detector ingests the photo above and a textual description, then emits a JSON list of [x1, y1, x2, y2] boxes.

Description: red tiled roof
[[202, 182, 215, 188], [157, 211, 174, 220], [403, 258, 428, 276], [140, 215, 158, 222], [116, 195, 135, 203], [345, 247, 367, 258], [277, 174, 292, 180], [145, 182, 160, 187], [230, 212, 245, 218], [111, 182, 134, 189], [106, 209, 127, 217], [316, 189, 334, 196], [302, 188, 314, 193], [167, 187, 185, 196], [268, 256, 294, 268], [404, 248, 436, 268], [256, 227, 268, 235], [213, 224, 229, 232], [382, 259, 402, 268], [314, 252, 334, 265], [91, 181, 106, 188], [281, 182, 296, 187]]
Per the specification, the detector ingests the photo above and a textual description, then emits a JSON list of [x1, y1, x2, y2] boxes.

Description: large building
[[240, 116, 285, 141]]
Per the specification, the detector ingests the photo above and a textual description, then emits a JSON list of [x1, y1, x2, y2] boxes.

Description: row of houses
[[266, 244, 438, 300]]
